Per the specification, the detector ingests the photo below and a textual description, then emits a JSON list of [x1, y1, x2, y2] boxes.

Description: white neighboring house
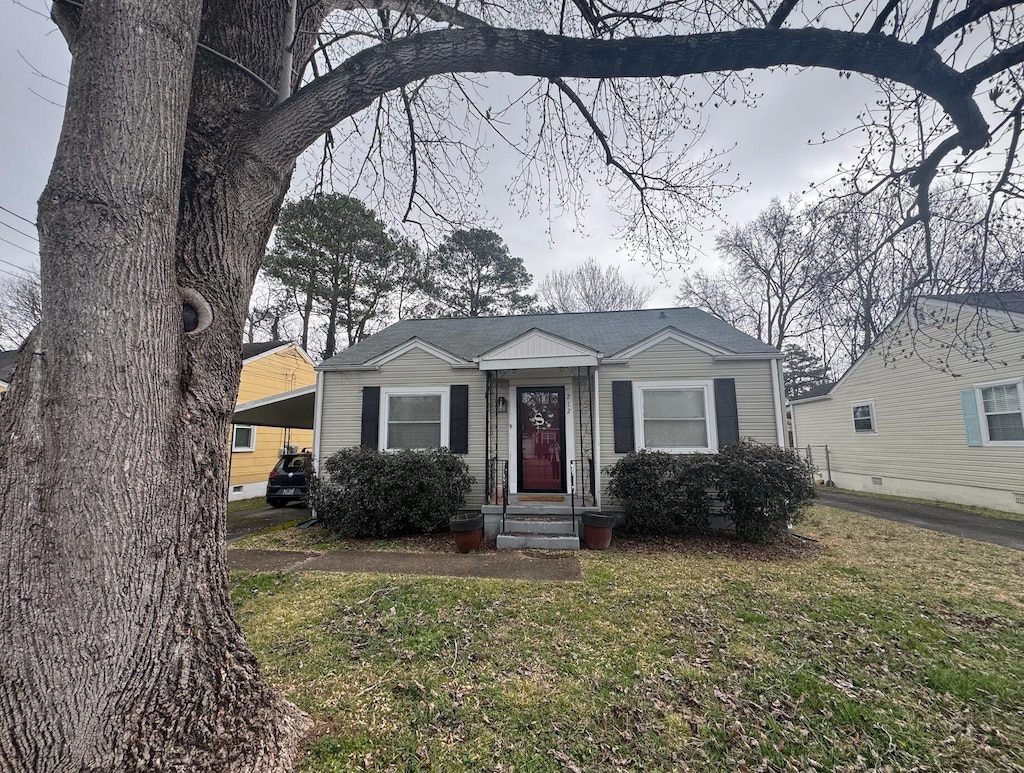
[[790, 292, 1024, 515]]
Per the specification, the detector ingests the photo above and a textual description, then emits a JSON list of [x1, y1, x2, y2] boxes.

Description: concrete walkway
[[228, 547, 583, 582], [817, 490, 1024, 552]]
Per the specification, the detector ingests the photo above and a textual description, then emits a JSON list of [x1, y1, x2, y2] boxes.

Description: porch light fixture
[[496, 396, 508, 413]]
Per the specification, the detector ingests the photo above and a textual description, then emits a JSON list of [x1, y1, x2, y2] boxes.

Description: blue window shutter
[[961, 390, 983, 447]]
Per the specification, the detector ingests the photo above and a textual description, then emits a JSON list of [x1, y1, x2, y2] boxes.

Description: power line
[[0, 205, 35, 227], [0, 219, 38, 242], [0, 256, 37, 276], [0, 236, 38, 259]]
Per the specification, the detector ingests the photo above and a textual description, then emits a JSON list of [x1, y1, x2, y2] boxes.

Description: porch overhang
[[233, 384, 316, 429], [475, 328, 600, 371], [477, 354, 599, 371]]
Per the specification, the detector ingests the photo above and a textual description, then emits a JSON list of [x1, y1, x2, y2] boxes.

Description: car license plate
[[280, 488, 296, 496]]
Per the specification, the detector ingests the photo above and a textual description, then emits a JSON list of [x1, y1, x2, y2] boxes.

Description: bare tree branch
[[252, 26, 991, 169]]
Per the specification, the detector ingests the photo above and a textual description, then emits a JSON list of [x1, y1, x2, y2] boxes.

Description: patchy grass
[[232, 524, 456, 553], [826, 486, 1024, 523], [227, 496, 269, 514], [232, 506, 1024, 771]]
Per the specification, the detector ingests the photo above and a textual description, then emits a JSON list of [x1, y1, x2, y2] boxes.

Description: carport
[[232, 384, 317, 430]]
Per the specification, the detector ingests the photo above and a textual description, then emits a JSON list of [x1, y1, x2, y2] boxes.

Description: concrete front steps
[[481, 503, 599, 551]]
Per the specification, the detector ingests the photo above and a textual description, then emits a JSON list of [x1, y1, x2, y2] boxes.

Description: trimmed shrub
[[607, 441, 816, 542], [715, 440, 817, 543], [311, 447, 474, 538], [606, 450, 716, 536]]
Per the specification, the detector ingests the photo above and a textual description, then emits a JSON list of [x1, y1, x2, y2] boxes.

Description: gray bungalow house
[[293, 307, 785, 543]]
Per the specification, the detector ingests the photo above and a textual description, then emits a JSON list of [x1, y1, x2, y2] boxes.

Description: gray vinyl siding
[[791, 313, 1024, 511], [319, 349, 489, 507], [598, 338, 781, 505], [319, 338, 782, 512]]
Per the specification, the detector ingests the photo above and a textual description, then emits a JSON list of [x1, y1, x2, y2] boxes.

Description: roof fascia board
[[713, 352, 783, 361], [827, 306, 912, 397], [788, 394, 832, 405], [366, 338, 470, 368], [479, 354, 599, 371], [234, 383, 316, 411], [242, 342, 292, 364], [612, 327, 730, 360], [476, 327, 598, 361], [920, 297, 1024, 326]]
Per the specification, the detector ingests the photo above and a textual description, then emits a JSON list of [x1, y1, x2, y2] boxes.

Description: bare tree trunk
[[0, 1, 310, 769]]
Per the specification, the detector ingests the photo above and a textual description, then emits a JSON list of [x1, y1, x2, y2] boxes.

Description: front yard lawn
[[232, 506, 1024, 771]]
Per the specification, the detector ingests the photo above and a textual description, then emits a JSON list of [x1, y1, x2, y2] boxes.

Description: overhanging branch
[[249, 26, 990, 169]]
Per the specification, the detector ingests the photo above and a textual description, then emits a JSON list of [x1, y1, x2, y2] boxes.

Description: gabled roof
[[921, 291, 1024, 316], [788, 382, 835, 403], [319, 307, 779, 368], [0, 350, 19, 385], [241, 340, 316, 367], [242, 340, 290, 361], [790, 291, 1024, 406]]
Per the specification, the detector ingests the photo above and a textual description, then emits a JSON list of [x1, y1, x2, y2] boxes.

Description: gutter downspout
[[770, 358, 786, 447]]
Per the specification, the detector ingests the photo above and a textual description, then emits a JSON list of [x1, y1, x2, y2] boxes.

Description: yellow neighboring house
[[229, 341, 317, 501]]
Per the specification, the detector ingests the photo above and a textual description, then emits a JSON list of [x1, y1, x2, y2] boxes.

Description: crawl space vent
[[1014, 492, 1024, 505], [232, 485, 244, 493], [870, 476, 883, 486]]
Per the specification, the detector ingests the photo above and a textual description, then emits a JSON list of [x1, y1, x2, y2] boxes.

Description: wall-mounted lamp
[[496, 396, 508, 413]]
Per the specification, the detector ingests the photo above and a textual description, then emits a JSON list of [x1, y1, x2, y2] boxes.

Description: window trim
[[379, 386, 450, 451], [851, 400, 877, 435], [974, 379, 1024, 447], [632, 380, 717, 454], [231, 424, 257, 452]]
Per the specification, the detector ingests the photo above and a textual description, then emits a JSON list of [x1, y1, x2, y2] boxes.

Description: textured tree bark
[[0, 0, 313, 769]]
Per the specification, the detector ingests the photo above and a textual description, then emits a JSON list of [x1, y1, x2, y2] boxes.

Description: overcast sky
[[1, 2, 880, 307]]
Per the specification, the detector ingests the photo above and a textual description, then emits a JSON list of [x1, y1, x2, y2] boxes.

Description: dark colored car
[[266, 453, 310, 507]]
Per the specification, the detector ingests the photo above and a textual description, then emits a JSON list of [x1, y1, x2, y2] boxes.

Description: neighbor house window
[[852, 402, 876, 433], [633, 381, 716, 453], [232, 424, 256, 452], [978, 382, 1024, 444], [381, 388, 449, 450]]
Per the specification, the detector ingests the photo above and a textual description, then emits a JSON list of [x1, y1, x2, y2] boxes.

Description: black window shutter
[[360, 386, 381, 449], [449, 385, 469, 454], [611, 380, 635, 453], [714, 378, 740, 447]]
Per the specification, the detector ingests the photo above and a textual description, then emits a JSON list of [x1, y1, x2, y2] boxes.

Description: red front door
[[517, 387, 566, 493]]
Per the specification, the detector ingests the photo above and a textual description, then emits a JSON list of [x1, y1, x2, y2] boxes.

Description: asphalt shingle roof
[[242, 341, 290, 361], [320, 307, 779, 368], [789, 382, 834, 401], [923, 291, 1024, 315]]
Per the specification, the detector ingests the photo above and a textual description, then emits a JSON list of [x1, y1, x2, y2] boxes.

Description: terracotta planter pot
[[450, 514, 484, 553], [581, 513, 616, 550]]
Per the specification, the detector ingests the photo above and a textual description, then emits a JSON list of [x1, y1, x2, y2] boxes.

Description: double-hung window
[[851, 401, 876, 433], [381, 387, 449, 450], [978, 382, 1024, 444], [633, 381, 716, 453]]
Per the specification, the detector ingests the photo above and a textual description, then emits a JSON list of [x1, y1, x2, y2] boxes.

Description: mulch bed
[[327, 530, 820, 561]]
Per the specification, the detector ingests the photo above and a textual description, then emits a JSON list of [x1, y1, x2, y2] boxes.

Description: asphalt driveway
[[817, 489, 1024, 552], [227, 504, 310, 542]]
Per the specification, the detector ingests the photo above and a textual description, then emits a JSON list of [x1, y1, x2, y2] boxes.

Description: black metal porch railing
[[569, 459, 577, 532], [501, 459, 508, 533]]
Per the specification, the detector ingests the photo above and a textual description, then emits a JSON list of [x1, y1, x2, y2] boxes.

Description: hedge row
[[607, 440, 816, 543], [310, 447, 473, 538]]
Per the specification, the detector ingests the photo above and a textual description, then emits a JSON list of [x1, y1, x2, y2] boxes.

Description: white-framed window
[[380, 387, 450, 451], [633, 380, 716, 453], [977, 381, 1024, 445], [851, 401, 876, 434], [231, 424, 256, 452]]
